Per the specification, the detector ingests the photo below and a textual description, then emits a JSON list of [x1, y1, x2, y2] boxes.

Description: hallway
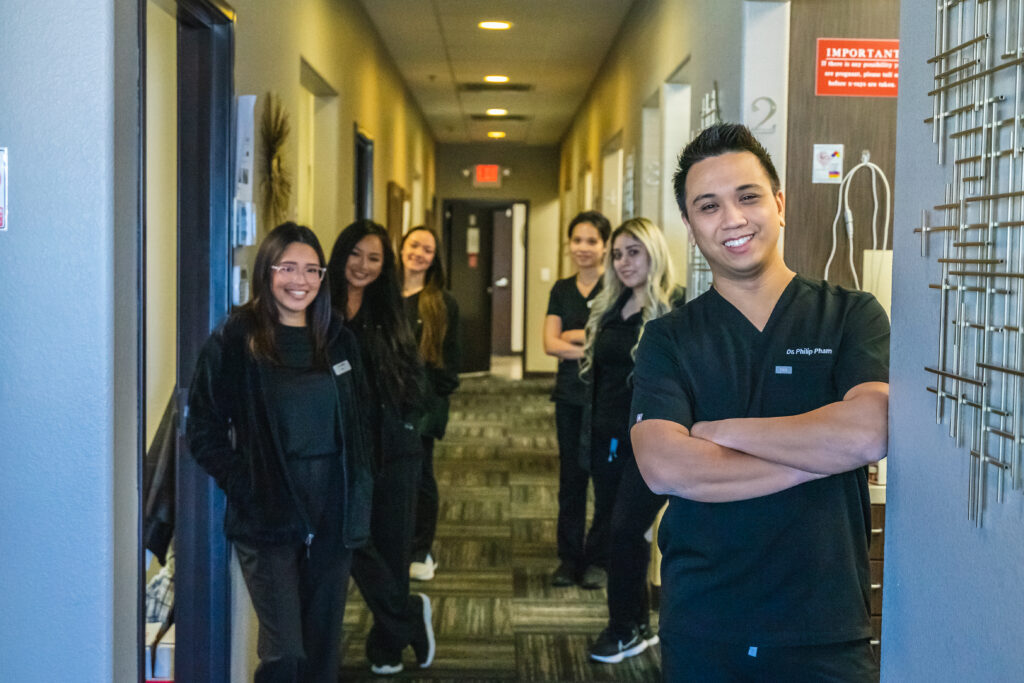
[[340, 375, 661, 681]]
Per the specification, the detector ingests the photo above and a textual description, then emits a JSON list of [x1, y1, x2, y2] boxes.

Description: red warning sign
[[815, 38, 899, 98]]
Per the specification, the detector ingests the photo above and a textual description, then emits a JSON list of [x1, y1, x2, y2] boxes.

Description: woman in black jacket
[[327, 220, 434, 675], [187, 222, 372, 682], [399, 226, 460, 581]]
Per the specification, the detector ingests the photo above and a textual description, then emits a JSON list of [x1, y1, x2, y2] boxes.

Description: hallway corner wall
[[434, 144, 560, 374], [0, 0, 140, 679], [231, 0, 436, 254], [559, 0, 746, 281], [885, 1, 1024, 677]]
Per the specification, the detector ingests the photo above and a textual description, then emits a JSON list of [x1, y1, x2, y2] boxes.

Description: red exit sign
[[474, 164, 501, 188], [815, 38, 899, 97]]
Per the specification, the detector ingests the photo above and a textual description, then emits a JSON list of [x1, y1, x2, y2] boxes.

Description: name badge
[[333, 360, 352, 375], [775, 365, 792, 375]]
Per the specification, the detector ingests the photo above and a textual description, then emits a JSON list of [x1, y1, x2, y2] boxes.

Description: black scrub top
[[270, 324, 342, 526], [630, 275, 889, 647], [591, 308, 642, 445], [546, 275, 603, 404]]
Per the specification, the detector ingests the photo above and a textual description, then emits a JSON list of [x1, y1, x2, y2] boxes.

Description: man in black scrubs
[[631, 123, 889, 681]]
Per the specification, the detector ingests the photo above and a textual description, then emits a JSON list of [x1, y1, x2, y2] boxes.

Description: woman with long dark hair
[[398, 226, 460, 581], [187, 222, 373, 682], [579, 217, 684, 665], [327, 220, 435, 675], [543, 210, 611, 589]]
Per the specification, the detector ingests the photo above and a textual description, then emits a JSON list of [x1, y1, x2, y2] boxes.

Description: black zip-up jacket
[[347, 308, 427, 468], [186, 311, 373, 549], [404, 290, 461, 439]]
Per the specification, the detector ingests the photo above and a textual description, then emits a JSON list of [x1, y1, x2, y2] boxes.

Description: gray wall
[[435, 144, 561, 373], [0, 1, 139, 679], [885, 1, 1024, 678]]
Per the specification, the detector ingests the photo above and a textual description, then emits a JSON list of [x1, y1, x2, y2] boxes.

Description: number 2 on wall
[[750, 96, 777, 134]]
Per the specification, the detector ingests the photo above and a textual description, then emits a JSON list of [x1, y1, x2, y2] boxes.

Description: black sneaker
[[638, 623, 659, 647], [410, 593, 436, 668], [588, 625, 648, 663], [579, 565, 606, 590], [551, 562, 577, 587]]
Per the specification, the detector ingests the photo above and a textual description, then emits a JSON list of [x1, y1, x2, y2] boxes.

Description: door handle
[[494, 277, 509, 287]]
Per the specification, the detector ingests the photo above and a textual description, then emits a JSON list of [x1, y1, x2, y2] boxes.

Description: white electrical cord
[[824, 150, 891, 289]]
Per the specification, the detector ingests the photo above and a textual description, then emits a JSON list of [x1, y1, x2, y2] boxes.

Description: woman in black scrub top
[[579, 217, 683, 665], [187, 222, 373, 682], [399, 226, 460, 582], [543, 211, 611, 589], [327, 220, 435, 675]]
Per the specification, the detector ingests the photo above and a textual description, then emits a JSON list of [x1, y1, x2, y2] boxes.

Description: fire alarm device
[[0, 147, 7, 231]]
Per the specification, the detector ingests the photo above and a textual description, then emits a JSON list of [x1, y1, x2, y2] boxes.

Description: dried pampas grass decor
[[260, 92, 291, 227]]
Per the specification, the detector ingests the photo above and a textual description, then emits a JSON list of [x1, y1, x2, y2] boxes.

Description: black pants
[[607, 457, 666, 632], [661, 634, 879, 682], [234, 529, 352, 683], [411, 436, 438, 561], [587, 432, 631, 569], [352, 452, 423, 662], [554, 401, 592, 571]]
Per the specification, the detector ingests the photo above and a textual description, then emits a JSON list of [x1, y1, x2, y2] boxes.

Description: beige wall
[[435, 144, 561, 373], [226, 3, 436, 678], [559, 0, 746, 283], [145, 1, 178, 447], [232, 0, 436, 253]]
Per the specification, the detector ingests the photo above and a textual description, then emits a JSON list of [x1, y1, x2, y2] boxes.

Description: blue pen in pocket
[[608, 437, 619, 462]]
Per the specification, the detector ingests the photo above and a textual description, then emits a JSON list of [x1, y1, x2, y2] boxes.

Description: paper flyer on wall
[[812, 143, 844, 184]]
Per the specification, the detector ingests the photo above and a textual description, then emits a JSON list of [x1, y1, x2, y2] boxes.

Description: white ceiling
[[356, 0, 638, 145]]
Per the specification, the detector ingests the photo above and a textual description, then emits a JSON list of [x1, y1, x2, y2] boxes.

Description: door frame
[[354, 124, 374, 221], [138, 1, 236, 681]]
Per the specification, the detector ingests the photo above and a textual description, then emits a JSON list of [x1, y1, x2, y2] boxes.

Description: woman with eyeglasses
[[187, 222, 373, 682], [326, 220, 435, 675], [399, 226, 460, 582], [579, 217, 684, 665]]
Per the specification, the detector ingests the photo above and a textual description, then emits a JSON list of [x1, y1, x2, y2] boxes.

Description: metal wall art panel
[[920, 0, 1024, 525]]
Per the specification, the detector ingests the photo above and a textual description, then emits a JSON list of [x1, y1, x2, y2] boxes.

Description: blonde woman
[[579, 217, 684, 664]]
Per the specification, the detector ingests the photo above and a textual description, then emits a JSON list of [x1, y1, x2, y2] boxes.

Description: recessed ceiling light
[[479, 21, 511, 30], [486, 108, 508, 116], [484, 75, 509, 83], [488, 131, 507, 139]]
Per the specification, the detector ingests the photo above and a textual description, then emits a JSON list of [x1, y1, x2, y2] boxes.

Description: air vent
[[470, 114, 529, 121], [458, 83, 534, 93]]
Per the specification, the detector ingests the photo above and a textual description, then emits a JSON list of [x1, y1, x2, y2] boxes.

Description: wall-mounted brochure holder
[[232, 198, 256, 247]]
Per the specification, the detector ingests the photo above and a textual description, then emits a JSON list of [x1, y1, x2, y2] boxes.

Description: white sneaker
[[410, 553, 437, 581]]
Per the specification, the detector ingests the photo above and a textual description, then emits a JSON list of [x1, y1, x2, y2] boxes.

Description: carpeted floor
[[340, 374, 662, 681]]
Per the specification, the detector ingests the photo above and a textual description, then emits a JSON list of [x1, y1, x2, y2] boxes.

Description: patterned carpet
[[340, 374, 662, 681]]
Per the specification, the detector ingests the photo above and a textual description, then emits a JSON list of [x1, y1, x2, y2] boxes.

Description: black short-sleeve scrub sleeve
[[834, 294, 891, 397], [631, 316, 695, 430]]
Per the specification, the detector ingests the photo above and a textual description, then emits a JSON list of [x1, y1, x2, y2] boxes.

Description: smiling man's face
[[683, 150, 786, 283]]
